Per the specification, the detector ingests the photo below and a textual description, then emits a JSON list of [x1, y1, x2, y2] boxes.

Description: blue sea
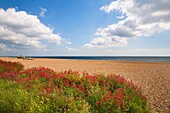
[[26, 56, 170, 62]]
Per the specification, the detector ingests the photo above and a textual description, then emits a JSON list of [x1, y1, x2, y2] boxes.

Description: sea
[[25, 56, 170, 63]]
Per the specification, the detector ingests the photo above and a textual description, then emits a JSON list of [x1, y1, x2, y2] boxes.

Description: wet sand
[[1, 57, 170, 112]]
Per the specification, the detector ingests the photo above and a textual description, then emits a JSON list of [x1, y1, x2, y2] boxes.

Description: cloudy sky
[[0, 0, 170, 56]]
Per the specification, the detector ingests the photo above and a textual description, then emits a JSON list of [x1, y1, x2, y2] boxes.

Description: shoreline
[[0, 57, 170, 112], [1, 56, 170, 63]]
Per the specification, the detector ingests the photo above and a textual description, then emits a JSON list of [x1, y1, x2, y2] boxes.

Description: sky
[[0, 0, 170, 56]]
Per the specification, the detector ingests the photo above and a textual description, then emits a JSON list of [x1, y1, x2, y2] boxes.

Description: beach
[[0, 57, 170, 112]]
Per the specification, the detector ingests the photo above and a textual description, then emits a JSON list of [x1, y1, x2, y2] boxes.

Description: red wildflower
[[116, 92, 122, 100], [99, 101, 102, 105]]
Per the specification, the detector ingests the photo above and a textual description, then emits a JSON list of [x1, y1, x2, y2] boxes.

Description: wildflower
[[99, 101, 102, 105], [101, 86, 105, 90], [64, 108, 66, 111], [116, 92, 122, 100]]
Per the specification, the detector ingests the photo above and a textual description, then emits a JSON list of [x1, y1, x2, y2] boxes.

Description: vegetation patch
[[0, 60, 151, 113]]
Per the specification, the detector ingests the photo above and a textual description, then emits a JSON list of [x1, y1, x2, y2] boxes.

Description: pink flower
[[116, 92, 122, 100]]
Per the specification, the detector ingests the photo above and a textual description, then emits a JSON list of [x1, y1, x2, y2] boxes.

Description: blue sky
[[0, 0, 170, 56]]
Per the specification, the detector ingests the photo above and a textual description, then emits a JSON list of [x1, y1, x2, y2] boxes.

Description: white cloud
[[66, 47, 79, 51], [85, 0, 170, 48], [0, 44, 7, 49], [39, 7, 47, 17], [0, 44, 11, 51], [0, 8, 71, 51], [84, 36, 127, 48], [117, 15, 126, 19]]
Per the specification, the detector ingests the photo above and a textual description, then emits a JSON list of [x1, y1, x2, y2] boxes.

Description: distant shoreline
[[1, 56, 170, 63]]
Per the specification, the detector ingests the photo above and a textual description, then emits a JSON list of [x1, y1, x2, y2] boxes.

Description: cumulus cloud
[[39, 7, 47, 17], [0, 8, 71, 50], [85, 0, 170, 48], [84, 36, 127, 48]]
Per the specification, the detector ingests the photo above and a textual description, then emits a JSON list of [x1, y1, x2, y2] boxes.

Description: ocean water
[[28, 56, 170, 62]]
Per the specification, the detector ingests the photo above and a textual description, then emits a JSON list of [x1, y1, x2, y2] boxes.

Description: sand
[[0, 57, 170, 112]]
